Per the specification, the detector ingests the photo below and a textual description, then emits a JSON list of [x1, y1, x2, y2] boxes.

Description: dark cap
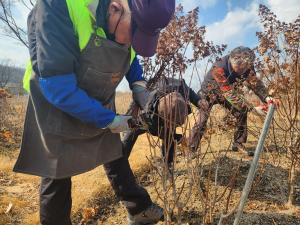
[[157, 92, 188, 127], [131, 0, 175, 57]]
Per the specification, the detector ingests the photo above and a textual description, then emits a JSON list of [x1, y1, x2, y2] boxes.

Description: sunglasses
[[230, 55, 253, 64]]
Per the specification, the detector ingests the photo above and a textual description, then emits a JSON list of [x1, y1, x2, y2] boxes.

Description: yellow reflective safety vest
[[23, 0, 135, 92]]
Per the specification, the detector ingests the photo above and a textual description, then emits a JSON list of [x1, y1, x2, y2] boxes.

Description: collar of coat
[[85, 0, 100, 18]]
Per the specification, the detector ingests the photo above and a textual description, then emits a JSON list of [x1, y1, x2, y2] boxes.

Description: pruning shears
[[127, 116, 149, 130]]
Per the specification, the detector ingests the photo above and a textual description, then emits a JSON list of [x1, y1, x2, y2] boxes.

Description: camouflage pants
[[189, 92, 248, 151]]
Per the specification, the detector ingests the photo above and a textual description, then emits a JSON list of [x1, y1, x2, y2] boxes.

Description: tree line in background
[[0, 0, 30, 94], [0, 59, 25, 94]]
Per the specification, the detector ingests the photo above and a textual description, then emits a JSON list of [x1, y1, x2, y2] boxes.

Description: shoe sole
[[128, 215, 163, 225], [128, 219, 161, 225]]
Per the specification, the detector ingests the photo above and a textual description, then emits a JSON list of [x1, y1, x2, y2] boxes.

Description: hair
[[229, 46, 255, 63]]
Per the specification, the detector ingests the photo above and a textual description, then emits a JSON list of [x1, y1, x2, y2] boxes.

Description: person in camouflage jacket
[[189, 46, 275, 156]]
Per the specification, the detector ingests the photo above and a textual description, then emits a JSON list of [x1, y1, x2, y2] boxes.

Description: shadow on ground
[[223, 212, 300, 225], [72, 186, 119, 225], [72, 152, 300, 224], [178, 211, 300, 225], [201, 155, 292, 205]]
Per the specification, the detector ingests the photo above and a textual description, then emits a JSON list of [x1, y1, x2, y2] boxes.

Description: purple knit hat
[[131, 0, 175, 57]]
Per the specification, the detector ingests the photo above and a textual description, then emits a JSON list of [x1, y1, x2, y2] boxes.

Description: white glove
[[108, 115, 132, 133]]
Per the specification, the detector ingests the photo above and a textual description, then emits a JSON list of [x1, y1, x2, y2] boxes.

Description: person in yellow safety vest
[[13, 0, 175, 224]]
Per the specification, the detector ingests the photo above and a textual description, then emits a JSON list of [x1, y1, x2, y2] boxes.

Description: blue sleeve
[[125, 57, 144, 88], [39, 74, 115, 128]]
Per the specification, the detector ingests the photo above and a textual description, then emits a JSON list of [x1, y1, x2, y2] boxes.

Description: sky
[[0, 0, 299, 90]]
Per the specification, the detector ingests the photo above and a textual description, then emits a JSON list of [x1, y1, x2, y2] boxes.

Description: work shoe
[[127, 203, 164, 225], [232, 142, 244, 152], [247, 149, 255, 157], [232, 143, 254, 156]]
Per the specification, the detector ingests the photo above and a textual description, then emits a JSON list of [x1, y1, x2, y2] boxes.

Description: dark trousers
[[40, 156, 152, 225], [103, 153, 152, 215], [40, 178, 72, 225], [190, 94, 248, 151], [123, 127, 182, 165]]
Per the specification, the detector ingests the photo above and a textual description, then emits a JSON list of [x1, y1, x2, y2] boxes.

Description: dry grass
[[115, 92, 132, 114], [0, 92, 151, 225], [1, 93, 300, 225]]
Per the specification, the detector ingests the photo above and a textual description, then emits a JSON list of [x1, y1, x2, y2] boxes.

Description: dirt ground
[[1, 94, 300, 225], [69, 145, 300, 225]]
